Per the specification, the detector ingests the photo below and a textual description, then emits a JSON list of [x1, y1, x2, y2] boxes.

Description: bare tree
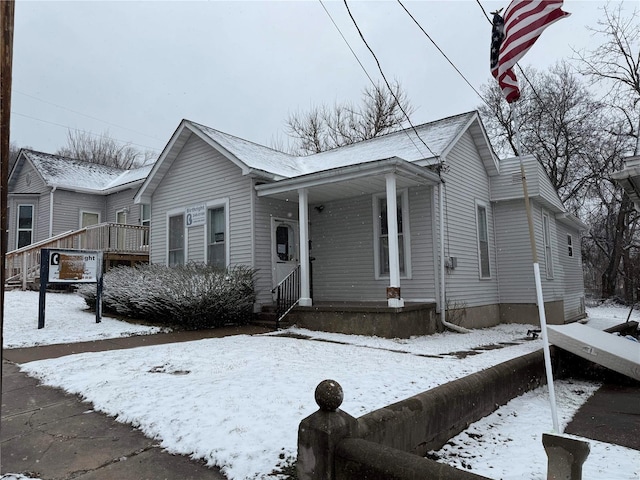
[[479, 62, 607, 211], [285, 81, 414, 155], [574, 2, 639, 154], [573, 4, 640, 300], [56, 130, 155, 169]]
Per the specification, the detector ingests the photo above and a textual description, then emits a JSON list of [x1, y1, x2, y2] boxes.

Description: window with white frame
[[17, 204, 34, 249], [476, 202, 491, 278], [542, 212, 554, 278], [207, 206, 226, 268], [168, 214, 185, 266], [567, 234, 573, 257], [374, 191, 410, 278]]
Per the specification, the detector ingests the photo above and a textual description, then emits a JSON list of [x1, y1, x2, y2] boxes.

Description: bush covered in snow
[[78, 263, 256, 329]]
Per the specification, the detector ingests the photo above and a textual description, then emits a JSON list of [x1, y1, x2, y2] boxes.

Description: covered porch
[[255, 157, 442, 335]]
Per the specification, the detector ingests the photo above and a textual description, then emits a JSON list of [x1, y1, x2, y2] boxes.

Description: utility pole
[[0, 0, 16, 471]]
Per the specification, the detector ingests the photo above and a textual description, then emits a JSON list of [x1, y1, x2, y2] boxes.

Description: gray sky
[[10, 0, 630, 158]]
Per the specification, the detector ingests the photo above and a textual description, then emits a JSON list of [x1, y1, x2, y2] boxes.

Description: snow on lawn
[[431, 379, 639, 480], [12, 297, 640, 480], [3, 290, 164, 348]]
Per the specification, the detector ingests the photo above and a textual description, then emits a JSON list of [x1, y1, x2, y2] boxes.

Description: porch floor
[[287, 301, 438, 339]]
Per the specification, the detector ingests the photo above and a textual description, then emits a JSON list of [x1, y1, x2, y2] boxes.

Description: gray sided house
[[135, 111, 586, 332], [8, 149, 153, 259]]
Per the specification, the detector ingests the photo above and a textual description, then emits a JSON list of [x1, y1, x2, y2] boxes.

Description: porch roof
[[254, 156, 441, 203], [612, 155, 640, 211]]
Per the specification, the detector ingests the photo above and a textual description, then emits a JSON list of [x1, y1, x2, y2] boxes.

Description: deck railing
[[5, 223, 149, 289], [272, 265, 301, 329]]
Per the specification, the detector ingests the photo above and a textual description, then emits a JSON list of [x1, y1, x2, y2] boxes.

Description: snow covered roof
[[189, 111, 476, 178], [135, 111, 494, 204], [15, 150, 154, 194]]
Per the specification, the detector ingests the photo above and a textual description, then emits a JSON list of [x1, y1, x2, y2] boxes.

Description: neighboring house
[[7, 150, 153, 273], [612, 155, 640, 212], [134, 111, 586, 332]]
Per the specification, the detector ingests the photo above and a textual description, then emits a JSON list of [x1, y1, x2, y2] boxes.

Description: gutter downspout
[[49, 186, 56, 238], [439, 180, 470, 333]]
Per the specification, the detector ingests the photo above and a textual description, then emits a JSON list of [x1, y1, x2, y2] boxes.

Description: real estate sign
[[48, 251, 100, 283], [39, 249, 103, 328]]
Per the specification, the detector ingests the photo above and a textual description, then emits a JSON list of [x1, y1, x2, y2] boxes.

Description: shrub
[[78, 263, 256, 329]]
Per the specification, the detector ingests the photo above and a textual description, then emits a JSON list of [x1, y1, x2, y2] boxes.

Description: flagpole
[[512, 103, 560, 434]]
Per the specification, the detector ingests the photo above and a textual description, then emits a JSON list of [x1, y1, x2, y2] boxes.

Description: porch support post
[[385, 174, 404, 308], [298, 188, 312, 307]]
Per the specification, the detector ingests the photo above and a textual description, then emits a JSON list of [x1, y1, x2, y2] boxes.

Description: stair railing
[[272, 265, 301, 329]]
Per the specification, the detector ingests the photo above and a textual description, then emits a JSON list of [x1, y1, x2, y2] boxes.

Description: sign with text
[[48, 250, 101, 283], [186, 204, 206, 228], [39, 249, 104, 328]]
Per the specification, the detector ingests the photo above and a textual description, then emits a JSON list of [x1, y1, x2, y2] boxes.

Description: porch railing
[[5, 223, 149, 289], [272, 265, 301, 329]]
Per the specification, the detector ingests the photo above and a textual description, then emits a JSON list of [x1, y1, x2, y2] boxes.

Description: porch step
[[251, 305, 291, 329]]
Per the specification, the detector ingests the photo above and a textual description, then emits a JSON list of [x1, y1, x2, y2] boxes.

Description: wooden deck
[[5, 223, 149, 289]]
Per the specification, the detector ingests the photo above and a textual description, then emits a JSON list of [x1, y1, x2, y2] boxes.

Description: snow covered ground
[[3, 291, 639, 480], [3, 290, 164, 348]]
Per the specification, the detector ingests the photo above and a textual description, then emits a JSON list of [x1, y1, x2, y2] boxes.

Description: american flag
[[491, 0, 570, 103]]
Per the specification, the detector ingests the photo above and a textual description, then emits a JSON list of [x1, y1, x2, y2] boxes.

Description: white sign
[[186, 204, 206, 227], [48, 251, 101, 283]]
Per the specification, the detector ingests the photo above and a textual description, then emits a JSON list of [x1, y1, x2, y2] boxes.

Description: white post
[[298, 188, 312, 307], [385, 174, 404, 308]]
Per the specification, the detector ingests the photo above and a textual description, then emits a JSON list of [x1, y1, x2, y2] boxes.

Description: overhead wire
[[318, 0, 428, 159], [342, 0, 439, 159], [397, 0, 491, 110], [11, 111, 161, 153], [13, 89, 162, 142]]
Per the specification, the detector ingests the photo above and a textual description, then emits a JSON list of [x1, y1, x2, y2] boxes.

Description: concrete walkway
[[1, 325, 271, 479]]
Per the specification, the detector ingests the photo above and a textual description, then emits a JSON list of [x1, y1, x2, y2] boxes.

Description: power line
[[11, 111, 161, 153], [317, 0, 427, 158], [13, 89, 162, 142], [342, 0, 439, 159], [318, 0, 376, 87], [397, 0, 491, 110]]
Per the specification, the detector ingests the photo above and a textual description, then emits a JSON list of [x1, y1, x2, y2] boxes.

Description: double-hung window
[[374, 191, 410, 278], [207, 206, 226, 268], [17, 204, 34, 249], [168, 214, 185, 266], [567, 234, 573, 257], [476, 202, 491, 279]]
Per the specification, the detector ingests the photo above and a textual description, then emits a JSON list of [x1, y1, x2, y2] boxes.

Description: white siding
[[253, 194, 300, 305], [439, 131, 499, 308], [556, 221, 585, 321], [494, 199, 567, 305], [53, 190, 106, 233], [106, 189, 140, 224], [12, 163, 46, 193], [150, 134, 253, 270], [309, 185, 434, 302]]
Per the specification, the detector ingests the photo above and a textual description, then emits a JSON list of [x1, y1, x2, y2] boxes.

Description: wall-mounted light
[[314, 205, 325, 213]]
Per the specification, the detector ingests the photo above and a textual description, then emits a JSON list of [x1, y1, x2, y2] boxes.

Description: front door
[[271, 218, 299, 293], [116, 210, 127, 249]]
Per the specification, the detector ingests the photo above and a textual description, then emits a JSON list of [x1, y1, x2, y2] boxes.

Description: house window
[[80, 211, 100, 228], [542, 212, 554, 278], [207, 206, 226, 268], [168, 214, 185, 266], [567, 234, 573, 257], [141, 204, 151, 246], [17, 204, 34, 249], [374, 191, 410, 278], [476, 202, 491, 279]]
